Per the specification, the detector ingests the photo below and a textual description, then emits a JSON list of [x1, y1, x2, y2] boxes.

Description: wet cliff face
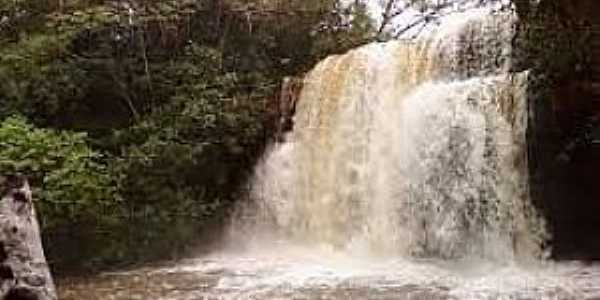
[[522, 0, 600, 260]]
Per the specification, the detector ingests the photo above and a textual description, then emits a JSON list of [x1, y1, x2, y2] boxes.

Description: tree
[[375, 0, 529, 40]]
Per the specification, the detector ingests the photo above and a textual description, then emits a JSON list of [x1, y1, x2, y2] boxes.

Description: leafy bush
[[0, 117, 118, 229]]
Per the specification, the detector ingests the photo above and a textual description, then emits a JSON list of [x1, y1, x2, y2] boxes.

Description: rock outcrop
[[519, 0, 600, 259], [0, 175, 56, 300], [277, 77, 303, 137]]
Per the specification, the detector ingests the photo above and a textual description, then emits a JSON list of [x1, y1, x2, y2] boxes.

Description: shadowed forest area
[[0, 0, 374, 275]]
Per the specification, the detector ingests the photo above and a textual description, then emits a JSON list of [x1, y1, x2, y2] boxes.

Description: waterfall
[[240, 9, 547, 262]]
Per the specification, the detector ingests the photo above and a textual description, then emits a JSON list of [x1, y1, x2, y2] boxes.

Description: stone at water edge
[[0, 175, 57, 300]]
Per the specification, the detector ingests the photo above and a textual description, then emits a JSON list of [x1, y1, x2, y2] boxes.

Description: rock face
[[0, 175, 57, 300], [520, 0, 600, 259], [273, 77, 303, 141]]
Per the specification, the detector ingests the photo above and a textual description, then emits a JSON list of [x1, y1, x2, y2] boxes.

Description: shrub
[[0, 117, 118, 229]]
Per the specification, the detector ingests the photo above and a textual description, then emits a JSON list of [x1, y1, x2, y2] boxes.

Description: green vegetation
[[0, 117, 117, 230], [0, 0, 374, 274]]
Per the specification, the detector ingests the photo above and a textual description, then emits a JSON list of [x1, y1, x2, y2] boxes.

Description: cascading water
[[242, 9, 547, 262]]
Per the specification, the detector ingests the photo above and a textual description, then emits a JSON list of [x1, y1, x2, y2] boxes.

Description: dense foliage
[[0, 117, 117, 229], [0, 0, 374, 274]]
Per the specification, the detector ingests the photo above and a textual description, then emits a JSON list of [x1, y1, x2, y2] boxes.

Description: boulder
[[0, 175, 56, 300]]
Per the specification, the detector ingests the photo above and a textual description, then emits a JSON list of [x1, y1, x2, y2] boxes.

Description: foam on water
[[106, 246, 594, 299]]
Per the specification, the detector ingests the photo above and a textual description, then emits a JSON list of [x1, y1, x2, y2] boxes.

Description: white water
[[60, 247, 600, 299], [239, 9, 546, 261], [220, 8, 572, 299]]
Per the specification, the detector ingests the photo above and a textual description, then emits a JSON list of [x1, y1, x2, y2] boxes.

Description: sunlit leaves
[[0, 117, 118, 229]]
